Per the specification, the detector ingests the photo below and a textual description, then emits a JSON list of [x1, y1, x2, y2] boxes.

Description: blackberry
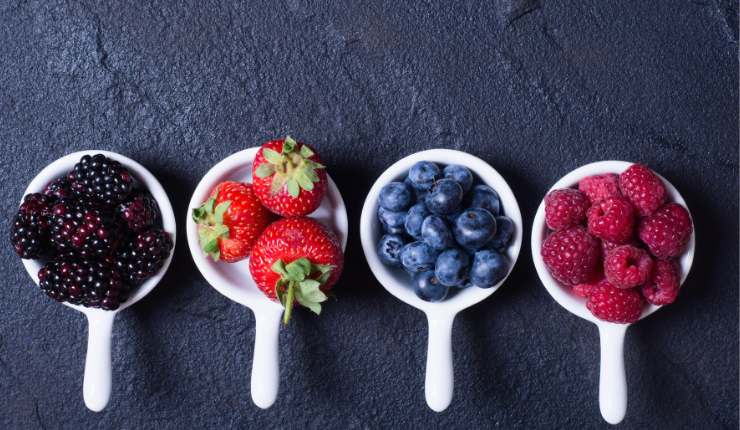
[[44, 177, 73, 201], [117, 191, 160, 232], [49, 199, 124, 260], [38, 260, 130, 310], [69, 154, 134, 206], [115, 228, 172, 285], [10, 193, 53, 259]]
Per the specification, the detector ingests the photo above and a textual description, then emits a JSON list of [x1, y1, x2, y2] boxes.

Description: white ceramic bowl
[[20, 150, 176, 412], [185, 147, 347, 409], [530, 160, 695, 424], [360, 149, 522, 412]]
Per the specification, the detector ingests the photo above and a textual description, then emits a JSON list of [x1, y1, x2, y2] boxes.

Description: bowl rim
[[20, 150, 177, 313], [359, 148, 523, 315], [530, 160, 695, 325], [184, 147, 348, 312]]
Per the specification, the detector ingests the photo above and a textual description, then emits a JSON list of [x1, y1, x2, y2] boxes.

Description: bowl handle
[[250, 306, 282, 409], [424, 311, 455, 412], [598, 323, 628, 424], [83, 310, 115, 412]]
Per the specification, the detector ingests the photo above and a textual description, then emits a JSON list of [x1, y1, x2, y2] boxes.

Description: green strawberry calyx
[[191, 197, 231, 261], [272, 257, 332, 325], [254, 136, 324, 198]]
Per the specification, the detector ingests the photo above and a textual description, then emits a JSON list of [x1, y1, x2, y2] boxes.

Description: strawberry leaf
[[299, 145, 314, 158], [295, 171, 314, 191], [283, 136, 297, 153], [262, 148, 283, 164], [286, 179, 300, 197], [254, 164, 275, 179], [214, 201, 231, 224], [295, 280, 326, 315], [271, 259, 288, 277]]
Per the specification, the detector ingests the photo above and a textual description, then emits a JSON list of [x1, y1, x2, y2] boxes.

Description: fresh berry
[[443, 165, 473, 193], [488, 216, 514, 251], [399, 241, 439, 273], [377, 234, 406, 266], [44, 177, 73, 200], [425, 179, 463, 215], [453, 208, 497, 251], [541, 226, 600, 286], [404, 203, 430, 239], [378, 181, 414, 212], [578, 173, 621, 203], [572, 278, 606, 298], [601, 240, 623, 255], [544, 189, 590, 231], [470, 249, 508, 288], [114, 229, 173, 285], [10, 193, 53, 259], [586, 196, 635, 244], [638, 203, 692, 259], [249, 217, 343, 324], [469, 184, 501, 216], [641, 259, 680, 305], [604, 245, 653, 289], [421, 215, 455, 251], [377, 207, 406, 234], [49, 200, 123, 260], [586, 280, 645, 323], [413, 271, 449, 302], [38, 260, 130, 310], [192, 181, 274, 262], [117, 192, 160, 232], [407, 161, 441, 192], [434, 248, 470, 287], [252, 136, 327, 216], [619, 164, 666, 217], [69, 154, 134, 206]]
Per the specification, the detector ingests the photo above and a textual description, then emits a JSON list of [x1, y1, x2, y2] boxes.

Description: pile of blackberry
[[10, 154, 172, 310]]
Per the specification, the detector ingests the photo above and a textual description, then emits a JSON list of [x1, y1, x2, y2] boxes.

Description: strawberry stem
[[283, 281, 296, 325]]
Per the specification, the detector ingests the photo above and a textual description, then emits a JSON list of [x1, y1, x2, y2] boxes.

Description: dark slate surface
[[1, 1, 738, 429]]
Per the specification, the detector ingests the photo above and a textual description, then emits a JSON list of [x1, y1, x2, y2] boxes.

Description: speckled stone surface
[[0, 1, 737, 429]]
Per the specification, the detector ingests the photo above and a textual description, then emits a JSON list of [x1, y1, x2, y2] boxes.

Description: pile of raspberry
[[541, 164, 693, 324]]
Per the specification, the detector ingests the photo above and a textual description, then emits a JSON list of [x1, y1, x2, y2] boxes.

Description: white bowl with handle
[[185, 147, 348, 409], [530, 160, 695, 424], [20, 150, 176, 412], [359, 149, 522, 412]]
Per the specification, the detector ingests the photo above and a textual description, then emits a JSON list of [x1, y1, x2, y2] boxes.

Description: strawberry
[[192, 181, 274, 262], [249, 217, 343, 324], [252, 136, 327, 216]]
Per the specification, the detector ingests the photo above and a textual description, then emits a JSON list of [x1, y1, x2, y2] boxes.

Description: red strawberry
[[586, 280, 645, 323], [619, 164, 666, 217], [252, 136, 327, 216], [249, 217, 344, 324], [192, 181, 275, 262]]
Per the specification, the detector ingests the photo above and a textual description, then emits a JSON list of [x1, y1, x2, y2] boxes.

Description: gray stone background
[[1, 1, 738, 429]]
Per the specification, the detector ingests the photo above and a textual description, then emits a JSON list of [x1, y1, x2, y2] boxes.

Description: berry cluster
[[541, 164, 692, 323], [376, 161, 515, 302], [11, 154, 172, 310]]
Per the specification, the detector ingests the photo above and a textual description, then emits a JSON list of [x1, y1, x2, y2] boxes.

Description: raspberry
[[619, 164, 666, 217], [586, 280, 645, 323], [578, 174, 621, 203], [541, 226, 600, 286], [544, 189, 590, 231], [604, 245, 653, 289], [572, 278, 607, 298], [641, 259, 680, 305], [586, 196, 635, 244], [638, 203, 692, 259]]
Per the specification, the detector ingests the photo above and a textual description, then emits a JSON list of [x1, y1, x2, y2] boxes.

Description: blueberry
[[445, 210, 462, 224], [378, 207, 406, 234], [413, 271, 449, 302], [425, 179, 463, 215], [404, 203, 430, 239], [453, 208, 497, 250], [377, 234, 407, 266], [408, 161, 441, 192], [470, 184, 501, 216], [443, 165, 474, 193], [400, 241, 439, 273], [435, 248, 470, 287], [470, 249, 508, 288], [488, 216, 514, 251], [379, 181, 413, 211], [421, 215, 455, 251]]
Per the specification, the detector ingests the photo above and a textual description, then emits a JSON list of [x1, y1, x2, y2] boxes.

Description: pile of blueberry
[[376, 161, 515, 302]]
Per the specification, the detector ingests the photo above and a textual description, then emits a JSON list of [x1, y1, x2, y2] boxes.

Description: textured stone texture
[[0, 1, 738, 429]]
